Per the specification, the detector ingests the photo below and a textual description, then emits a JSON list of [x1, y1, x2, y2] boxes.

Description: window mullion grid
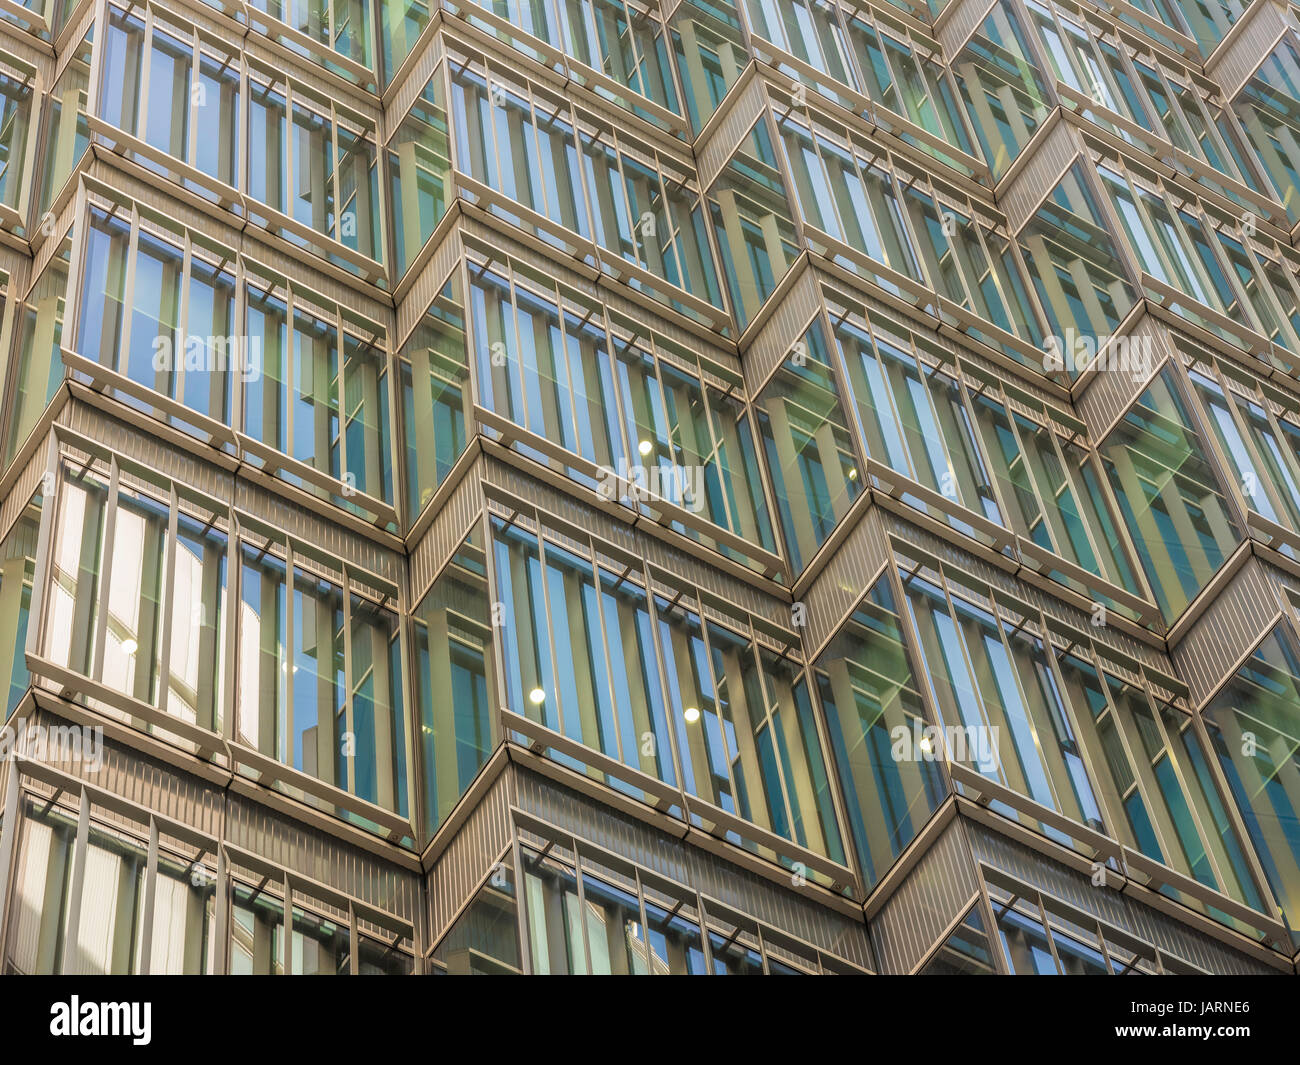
[[585, 537, 629, 768], [1036, 608, 1121, 843], [1140, 685, 1237, 901], [1206, 362, 1293, 524], [746, 627, 801, 854], [533, 528, 568, 740]]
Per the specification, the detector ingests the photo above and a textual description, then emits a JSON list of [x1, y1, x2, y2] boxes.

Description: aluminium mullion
[[117, 206, 141, 378], [342, 566, 356, 798], [137, 6, 154, 154], [60, 789, 91, 975], [284, 539, 295, 768], [175, 231, 193, 412], [139, 816, 158, 974], [154, 484, 179, 726], [90, 458, 122, 687]]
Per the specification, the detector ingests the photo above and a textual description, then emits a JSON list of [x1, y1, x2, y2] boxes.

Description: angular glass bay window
[[412, 528, 497, 837], [235, 528, 409, 822], [0, 490, 39, 719], [43, 457, 228, 736], [708, 119, 800, 331], [490, 513, 844, 866], [1018, 163, 1137, 361], [1188, 365, 1300, 536], [36, 24, 91, 215], [246, 0, 375, 77], [815, 575, 946, 890], [99, 5, 241, 196], [968, 385, 1146, 608], [1100, 367, 1244, 622], [1203, 623, 1300, 941], [1235, 38, 1300, 221], [3, 249, 68, 465], [952, 0, 1053, 178], [901, 566, 1107, 842], [745, 0, 978, 169], [831, 307, 1006, 543], [886, 558, 1268, 925], [400, 274, 470, 526], [754, 319, 863, 573], [670, 0, 748, 133], [0, 57, 34, 226], [387, 69, 451, 280]]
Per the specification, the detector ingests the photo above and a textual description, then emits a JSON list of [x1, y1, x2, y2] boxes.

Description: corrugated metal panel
[[802, 507, 890, 653], [0, 446, 48, 540], [1001, 121, 1080, 233], [385, 36, 444, 140], [869, 819, 980, 974], [395, 226, 463, 350], [936, 0, 998, 56], [966, 821, 1278, 975], [1206, 2, 1289, 98], [1074, 315, 1170, 439], [408, 467, 486, 604], [427, 769, 514, 945], [24, 708, 224, 838], [510, 765, 874, 966], [695, 75, 767, 191], [1172, 556, 1281, 705], [226, 795, 421, 922], [741, 266, 821, 394]]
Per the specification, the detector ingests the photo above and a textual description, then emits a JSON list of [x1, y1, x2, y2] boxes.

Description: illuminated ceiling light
[[683, 706, 700, 724], [847, 467, 858, 481], [638, 439, 653, 456], [121, 637, 138, 656], [918, 735, 932, 754], [529, 688, 547, 705]]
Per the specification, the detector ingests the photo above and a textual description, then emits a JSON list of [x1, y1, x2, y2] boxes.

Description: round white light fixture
[[121, 637, 138, 656], [529, 688, 547, 705], [638, 439, 653, 457], [683, 706, 700, 724]]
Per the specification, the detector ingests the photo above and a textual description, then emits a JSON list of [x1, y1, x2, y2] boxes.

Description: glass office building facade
[[0, 0, 1294, 975]]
